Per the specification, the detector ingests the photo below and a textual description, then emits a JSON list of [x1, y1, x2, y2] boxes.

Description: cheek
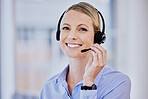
[[81, 33, 94, 45], [60, 32, 67, 42], [60, 33, 64, 47], [60, 32, 68, 50]]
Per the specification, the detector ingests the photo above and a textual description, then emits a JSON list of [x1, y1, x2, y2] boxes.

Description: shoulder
[[102, 66, 131, 83], [97, 66, 131, 92], [40, 73, 61, 98], [42, 73, 60, 88], [97, 67, 131, 98]]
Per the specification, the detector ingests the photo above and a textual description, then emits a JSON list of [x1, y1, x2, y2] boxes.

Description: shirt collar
[[55, 64, 106, 85], [55, 64, 69, 84]]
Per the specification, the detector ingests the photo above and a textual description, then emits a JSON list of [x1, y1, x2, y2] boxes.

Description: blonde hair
[[66, 2, 101, 33]]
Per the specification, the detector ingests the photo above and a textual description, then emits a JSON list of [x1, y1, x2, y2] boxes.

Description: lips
[[66, 43, 82, 49]]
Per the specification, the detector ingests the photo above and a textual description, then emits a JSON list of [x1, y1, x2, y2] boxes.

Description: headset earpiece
[[94, 9, 106, 44], [94, 31, 106, 44]]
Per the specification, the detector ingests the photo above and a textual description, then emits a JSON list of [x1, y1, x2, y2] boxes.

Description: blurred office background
[[0, 0, 148, 99]]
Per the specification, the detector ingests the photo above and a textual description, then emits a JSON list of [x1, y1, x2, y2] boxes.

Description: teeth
[[67, 44, 81, 47]]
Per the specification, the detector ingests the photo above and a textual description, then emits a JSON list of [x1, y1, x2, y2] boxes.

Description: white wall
[[115, 0, 148, 98], [1, 0, 15, 99]]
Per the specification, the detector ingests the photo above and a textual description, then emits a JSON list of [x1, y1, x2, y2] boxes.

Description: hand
[[83, 44, 107, 86]]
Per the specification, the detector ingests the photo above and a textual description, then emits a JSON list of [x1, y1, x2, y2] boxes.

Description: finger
[[90, 47, 103, 67], [91, 46, 104, 67], [85, 55, 93, 71], [92, 44, 107, 66], [90, 49, 98, 65]]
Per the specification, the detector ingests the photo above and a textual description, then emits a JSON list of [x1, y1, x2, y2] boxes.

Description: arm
[[82, 44, 131, 99], [80, 90, 97, 99], [103, 78, 131, 99], [81, 44, 107, 99], [80, 76, 131, 99], [83, 44, 107, 86]]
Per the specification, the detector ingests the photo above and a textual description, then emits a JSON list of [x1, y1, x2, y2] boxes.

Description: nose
[[68, 30, 78, 40]]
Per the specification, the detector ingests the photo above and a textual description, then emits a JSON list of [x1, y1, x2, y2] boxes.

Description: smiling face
[[60, 10, 95, 58]]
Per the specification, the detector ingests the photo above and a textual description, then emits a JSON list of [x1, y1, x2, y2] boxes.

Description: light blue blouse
[[40, 65, 131, 99]]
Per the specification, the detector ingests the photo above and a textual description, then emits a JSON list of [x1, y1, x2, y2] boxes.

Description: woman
[[40, 2, 131, 99]]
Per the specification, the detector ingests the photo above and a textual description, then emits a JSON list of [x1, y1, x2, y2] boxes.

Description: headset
[[56, 8, 106, 45]]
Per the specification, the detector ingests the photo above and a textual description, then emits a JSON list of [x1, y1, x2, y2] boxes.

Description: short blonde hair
[[66, 2, 101, 33]]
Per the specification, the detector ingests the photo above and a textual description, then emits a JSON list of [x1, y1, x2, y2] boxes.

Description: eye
[[79, 28, 87, 31], [62, 27, 70, 30]]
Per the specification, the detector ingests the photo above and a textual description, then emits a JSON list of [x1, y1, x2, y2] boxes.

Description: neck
[[67, 53, 91, 84]]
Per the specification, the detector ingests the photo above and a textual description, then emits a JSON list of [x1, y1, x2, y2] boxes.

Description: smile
[[66, 43, 82, 49]]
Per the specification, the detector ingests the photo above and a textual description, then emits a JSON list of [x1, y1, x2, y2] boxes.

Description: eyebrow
[[62, 23, 88, 28], [78, 24, 89, 28], [62, 23, 70, 26]]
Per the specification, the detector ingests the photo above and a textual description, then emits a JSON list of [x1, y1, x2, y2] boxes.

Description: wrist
[[83, 78, 94, 86]]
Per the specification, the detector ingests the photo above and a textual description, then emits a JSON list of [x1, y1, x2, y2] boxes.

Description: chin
[[65, 51, 89, 58], [65, 52, 80, 58]]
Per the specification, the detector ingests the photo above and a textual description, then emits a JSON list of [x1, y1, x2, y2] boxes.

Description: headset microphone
[[81, 48, 91, 53]]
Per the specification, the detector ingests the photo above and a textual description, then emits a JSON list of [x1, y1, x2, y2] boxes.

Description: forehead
[[62, 10, 93, 26]]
